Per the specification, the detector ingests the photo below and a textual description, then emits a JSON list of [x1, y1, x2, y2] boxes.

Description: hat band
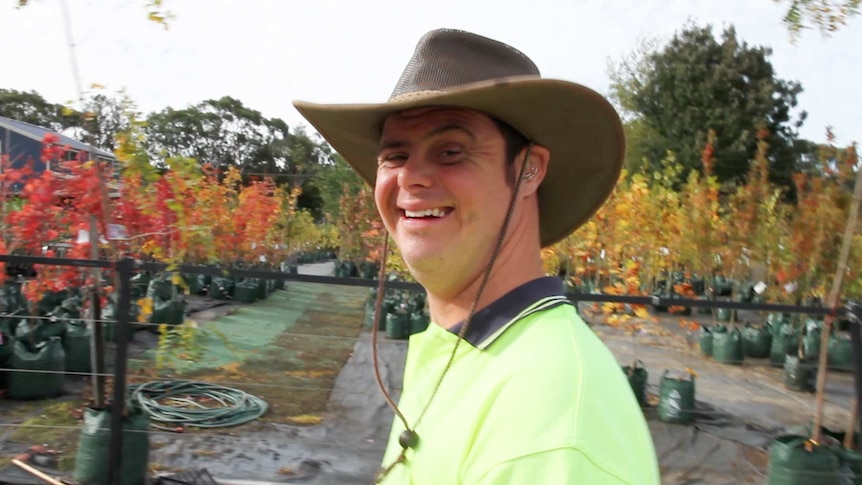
[[389, 90, 444, 103]]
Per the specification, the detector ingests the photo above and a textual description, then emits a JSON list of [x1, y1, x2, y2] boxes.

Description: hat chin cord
[[372, 143, 536, 483]]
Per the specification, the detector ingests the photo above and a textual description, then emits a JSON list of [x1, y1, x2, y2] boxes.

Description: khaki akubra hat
[[294, 28, 625, 247]]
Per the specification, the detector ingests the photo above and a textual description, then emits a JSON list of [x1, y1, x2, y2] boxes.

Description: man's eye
[[378, 154, 407, 166], [439, 150, 463, 162]]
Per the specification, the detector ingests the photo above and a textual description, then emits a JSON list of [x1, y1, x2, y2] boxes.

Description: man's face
[[375, 107, 515, 289]]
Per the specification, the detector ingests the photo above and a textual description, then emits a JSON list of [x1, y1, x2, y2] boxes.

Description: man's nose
[[397, 157, 434, 190]]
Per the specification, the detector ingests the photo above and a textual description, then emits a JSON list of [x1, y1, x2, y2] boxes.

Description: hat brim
[[293, 76, 624, 248]]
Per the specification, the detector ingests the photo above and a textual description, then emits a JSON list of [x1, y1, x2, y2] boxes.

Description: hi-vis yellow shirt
[[378, 277, 660, 485]]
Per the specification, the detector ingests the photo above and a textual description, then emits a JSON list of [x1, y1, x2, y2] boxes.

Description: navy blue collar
[[447, 276, 569, 349]]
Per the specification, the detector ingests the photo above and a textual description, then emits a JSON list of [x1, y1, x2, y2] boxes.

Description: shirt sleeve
[[471, 447, 630, 485]]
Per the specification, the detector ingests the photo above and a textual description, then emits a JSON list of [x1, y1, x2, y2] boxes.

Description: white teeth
[[405, 208, 447, 218]]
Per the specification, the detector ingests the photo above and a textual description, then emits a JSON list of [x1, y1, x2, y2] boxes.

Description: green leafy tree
[[307, 152, 365, 222], [77, 91, 139, 152], [144, 96, 289, 171], [776, 0, 860, 39], [0, 89, 78, 132], [609, 24, 807, 192]]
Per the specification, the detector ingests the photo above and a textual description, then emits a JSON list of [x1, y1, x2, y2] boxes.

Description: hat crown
[[389, 29, 541, 100]]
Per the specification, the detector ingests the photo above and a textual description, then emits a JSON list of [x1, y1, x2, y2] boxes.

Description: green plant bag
[[233, 280, 258, 304], [208, 276, 235, 300], [712, 326, 744, 364], [64, 322, 92, 373], [802, 325, 820, 358], [255, 278, 269, 300], [8, 336, 65, 400], [266, 277, 276, 294], [622, 360, 649, 407], [658, 370, 696, 424], [364, 300, 378, 329], [146, 276, 174, 301], [73, 405, 150, 485], [0, 332, 13, 390], [767, 435, 841, 485], [182, 273, 206, 295], [784, 354, 817, 392], [150, 299, 185, 327], [838, 448, 862, 485], [828, 334, 854, 371], [768, 313, 791, 334], [699, 326, 713, 357], [359, 261, 380, 279], [712, 275, 733, 296], [0, 282, 24, 317], [715, 307, 737, 322], [101, 297, 140, 342], [409, 311, 430, 336], [15, 319, 66, 350], [37, 290, 69, 316], [385, 312, 410, 340], [742, 322, 772, 358], [336, 260, 357, 278], [771, 323, 798, 366]]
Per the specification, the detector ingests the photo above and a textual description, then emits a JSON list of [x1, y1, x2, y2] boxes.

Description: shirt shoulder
[[469, 306, 660, 484]]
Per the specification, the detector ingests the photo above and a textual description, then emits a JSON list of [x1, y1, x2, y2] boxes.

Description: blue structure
[[0, 115, 115, 174]]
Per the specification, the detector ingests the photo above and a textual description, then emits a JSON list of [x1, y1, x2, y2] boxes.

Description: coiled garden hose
[[129, 380, 268, 430]]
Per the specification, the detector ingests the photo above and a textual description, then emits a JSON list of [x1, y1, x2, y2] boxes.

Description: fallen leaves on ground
[[285, 369, 336, 379], [286, 414, 323, 425]]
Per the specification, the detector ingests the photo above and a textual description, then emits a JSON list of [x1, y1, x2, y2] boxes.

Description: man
[[295, 28, 660, 484]]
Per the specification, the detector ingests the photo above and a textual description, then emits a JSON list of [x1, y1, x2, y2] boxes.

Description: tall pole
[[88, 217, 105, 408], [108, 258, 134, 485], [59, 0, 84, 105], [811, 160, 862, 444]]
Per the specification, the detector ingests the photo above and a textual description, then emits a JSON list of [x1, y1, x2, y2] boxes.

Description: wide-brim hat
[[293, 28, 624, 248]]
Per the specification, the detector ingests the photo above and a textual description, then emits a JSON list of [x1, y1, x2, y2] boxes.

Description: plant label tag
[[77, 229, 90, 244], [107, 224, 129, 240], [754, 281, 767, 294]]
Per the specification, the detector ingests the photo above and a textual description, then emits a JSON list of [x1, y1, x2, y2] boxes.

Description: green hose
[[129, 380, 268, 429]]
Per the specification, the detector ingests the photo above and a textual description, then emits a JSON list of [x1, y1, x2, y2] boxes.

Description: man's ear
[[519, 143, 550, 197]]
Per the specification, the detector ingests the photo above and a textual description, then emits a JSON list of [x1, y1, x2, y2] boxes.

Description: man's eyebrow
[[377, 123, 477, 155], [427, 123, 477, 141]]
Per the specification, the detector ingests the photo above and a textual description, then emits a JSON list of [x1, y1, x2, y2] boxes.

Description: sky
[[0, 0, 859, 146]]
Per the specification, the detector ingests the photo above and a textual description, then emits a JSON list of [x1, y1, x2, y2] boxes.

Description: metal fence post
[[108, 258, 134, 485]]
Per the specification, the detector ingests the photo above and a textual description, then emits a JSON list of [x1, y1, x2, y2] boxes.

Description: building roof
[[0, 115, 115, 159]]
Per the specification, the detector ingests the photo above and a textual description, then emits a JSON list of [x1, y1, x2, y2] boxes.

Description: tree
[[307, 152, 365, 222], [0, 89, 78, 132], [609, 24, 807, 192], [76, 91, 137, 152], [144, 96, 289, 171], [16, 0, 172, 29], [776, 0, 861, 40]]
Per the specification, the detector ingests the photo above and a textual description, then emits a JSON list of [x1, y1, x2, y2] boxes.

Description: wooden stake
[[845, 399, 859, 449], [11, 459, 65, 485], [89, 216, 105, 409], [811, 156, 862, 444]]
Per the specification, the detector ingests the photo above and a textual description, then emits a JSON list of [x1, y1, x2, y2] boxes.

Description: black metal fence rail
[[0, 253, 851, 317], [1, 252, 861, 483]]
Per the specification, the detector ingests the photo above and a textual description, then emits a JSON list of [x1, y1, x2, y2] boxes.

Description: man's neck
[[425, 248, 546, 329]]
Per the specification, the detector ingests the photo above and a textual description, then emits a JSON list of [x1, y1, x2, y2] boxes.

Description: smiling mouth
[[401, 207, 454, 219]]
